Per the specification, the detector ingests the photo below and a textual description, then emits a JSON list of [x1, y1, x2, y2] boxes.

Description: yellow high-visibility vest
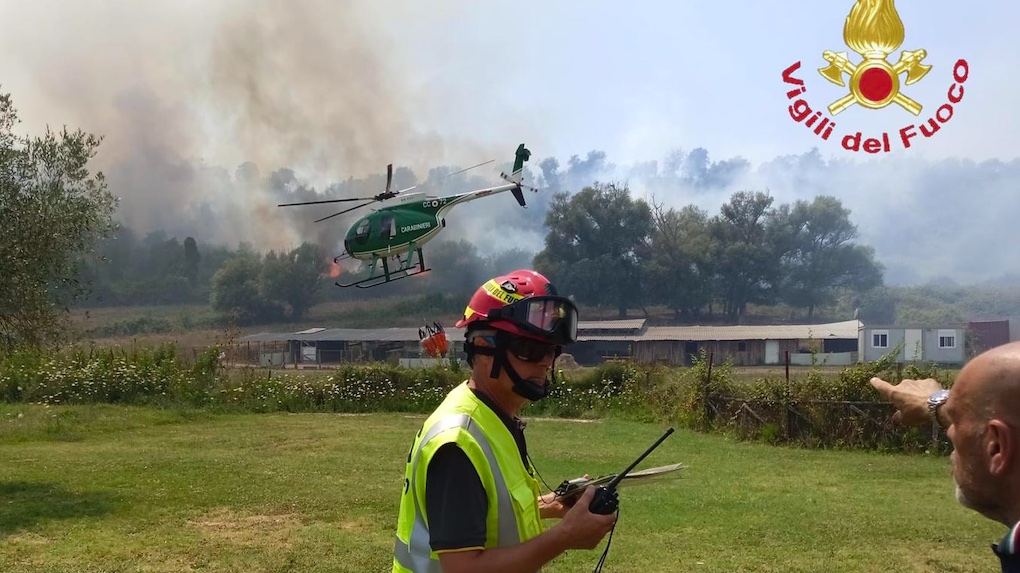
[[392, 382, 544, 572]]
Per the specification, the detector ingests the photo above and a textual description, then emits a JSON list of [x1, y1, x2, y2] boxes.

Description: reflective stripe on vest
[[393, 412, 520, 572]]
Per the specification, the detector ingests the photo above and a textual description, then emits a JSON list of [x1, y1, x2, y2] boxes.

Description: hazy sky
[[1, 0, 1017, 285]]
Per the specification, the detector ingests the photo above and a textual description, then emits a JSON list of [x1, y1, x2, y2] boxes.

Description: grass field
[[0, 404, 1003, 573]]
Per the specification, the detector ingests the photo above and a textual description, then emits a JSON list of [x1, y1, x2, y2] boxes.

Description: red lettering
[[949, 83, 964, 104], [822, 121, 835, 140], [900, 125, 918, 149], [842, 131, 862, 151], [789, 99, 812, 122], [782, 61, 804, 85], [936, 104, 954, 123], [919, 119, 941, 137], [863, 138, 882, 153], [953, 59, 969, 83]]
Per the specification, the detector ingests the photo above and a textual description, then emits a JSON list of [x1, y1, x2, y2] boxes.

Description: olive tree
[[0, 90, 117, 348]]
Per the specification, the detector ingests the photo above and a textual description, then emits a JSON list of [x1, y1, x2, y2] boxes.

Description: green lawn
[[0, 404, 1004, 572]]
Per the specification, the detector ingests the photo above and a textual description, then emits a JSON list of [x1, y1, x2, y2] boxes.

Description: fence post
[[784, 350, 792, 441], [703, 352, 714, 429]]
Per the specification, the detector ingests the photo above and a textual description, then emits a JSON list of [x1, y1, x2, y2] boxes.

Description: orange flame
[[844, 0, 904, 57], [327, 259, 341, 278]]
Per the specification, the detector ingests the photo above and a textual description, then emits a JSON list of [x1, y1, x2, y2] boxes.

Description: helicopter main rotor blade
[[390, 184, 418, 195], [314, 201, 376, 223], [386, 163, 393, 194], [436, 159, 495, 180], [278, 197, 379, 207]]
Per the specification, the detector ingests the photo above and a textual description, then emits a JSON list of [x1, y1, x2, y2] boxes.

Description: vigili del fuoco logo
[[781, 0, 969, 153]]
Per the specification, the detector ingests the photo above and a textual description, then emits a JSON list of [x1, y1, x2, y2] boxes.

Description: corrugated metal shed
[[642, 320, 862, 341], [240, 327, 452, 343], [577, 319, 645, 331], [579, 320, 862, 342]]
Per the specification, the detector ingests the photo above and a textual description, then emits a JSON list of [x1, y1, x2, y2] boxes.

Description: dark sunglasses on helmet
[[483, 335, 561, 363], [485, 296, 578, 346]]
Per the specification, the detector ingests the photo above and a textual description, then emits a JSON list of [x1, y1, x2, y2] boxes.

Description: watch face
[[929, 389, 950, 405]]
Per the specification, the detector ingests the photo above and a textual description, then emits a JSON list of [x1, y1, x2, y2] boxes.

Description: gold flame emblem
[[818, 0, 931, 115]]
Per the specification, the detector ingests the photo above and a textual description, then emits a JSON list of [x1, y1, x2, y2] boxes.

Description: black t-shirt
[[995, 523, 1020, 573], [997, 548, 1020, 573], [425, 388, 530, 552]]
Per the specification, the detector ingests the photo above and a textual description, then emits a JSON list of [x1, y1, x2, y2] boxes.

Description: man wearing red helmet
[[392, 270, 617, 573]]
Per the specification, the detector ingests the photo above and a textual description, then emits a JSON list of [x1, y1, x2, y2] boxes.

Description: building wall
[[633, 341, 683, 365], [632, 339, 801, 366], [862, 328, 905, 362], [924, 328, 965, 363], [569, 341, 634, 366], [861, 327, 965, 364], [968, 320, 1011, 352]]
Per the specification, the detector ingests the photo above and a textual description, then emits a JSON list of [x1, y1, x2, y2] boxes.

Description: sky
[[1, 0, 1018, 285]]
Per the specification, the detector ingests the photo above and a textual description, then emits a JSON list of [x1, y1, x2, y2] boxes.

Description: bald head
[[955, 341, 1020, 425], [948, 341, 1020, 526]]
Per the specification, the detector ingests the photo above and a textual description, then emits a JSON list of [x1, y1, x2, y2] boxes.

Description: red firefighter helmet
[[455, 270, 578, 345]]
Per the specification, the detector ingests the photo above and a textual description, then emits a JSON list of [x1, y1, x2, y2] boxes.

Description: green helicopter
[[278, 144, 535, 289]]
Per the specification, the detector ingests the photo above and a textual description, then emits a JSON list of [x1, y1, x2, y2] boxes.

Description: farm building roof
[[576, 319, 645, 332], [237, 319, 861, 344], [637, 320, 861, 342]]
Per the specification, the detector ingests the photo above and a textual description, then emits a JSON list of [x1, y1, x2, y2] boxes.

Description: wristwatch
[[927, 389, 950, 428]]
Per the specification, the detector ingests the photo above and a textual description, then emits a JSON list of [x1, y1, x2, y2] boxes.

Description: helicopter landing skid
[[335, 246, 431, 289]]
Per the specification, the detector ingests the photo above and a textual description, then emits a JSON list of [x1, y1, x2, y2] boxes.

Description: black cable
[[526, 453, 557, 494], [593, 506, 618, 573], [528, 454, 619, 572]]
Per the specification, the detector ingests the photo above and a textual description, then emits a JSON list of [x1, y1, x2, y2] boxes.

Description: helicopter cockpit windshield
[[352, 219, 371, 245]]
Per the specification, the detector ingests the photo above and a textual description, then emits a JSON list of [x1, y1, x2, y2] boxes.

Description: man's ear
[[986, 419, 1013, 476]]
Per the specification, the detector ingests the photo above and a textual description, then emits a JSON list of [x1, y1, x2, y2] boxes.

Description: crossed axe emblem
[[818, 49, 931, 115]]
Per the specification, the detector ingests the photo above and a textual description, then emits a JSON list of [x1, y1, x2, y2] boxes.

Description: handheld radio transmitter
[[588, 427, 675, 515]]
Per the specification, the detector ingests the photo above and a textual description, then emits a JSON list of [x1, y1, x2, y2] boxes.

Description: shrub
[[0, 343, 955, 454]]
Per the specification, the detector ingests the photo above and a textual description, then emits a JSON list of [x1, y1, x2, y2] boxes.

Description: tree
[[0, 90, 117, 348], [259, 242, 326, 320], [534, 183, 653, 317], [487, 247, 536, 276], [709, 191, 779, 321], [183, 237, 201, 287], [418, 239, 491, 298], [646, 201, 715, 320], [774, 196, 884, 319], [210, 250, 281, 324]]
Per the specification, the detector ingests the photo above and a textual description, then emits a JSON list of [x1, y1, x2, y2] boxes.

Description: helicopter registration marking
[[401, 222, 432, 233], [423, 198, 449, 208]]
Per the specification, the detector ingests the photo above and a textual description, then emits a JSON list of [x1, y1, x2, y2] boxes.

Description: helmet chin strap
[[465, 333, 553, 402], [491, 346, 551, 402]]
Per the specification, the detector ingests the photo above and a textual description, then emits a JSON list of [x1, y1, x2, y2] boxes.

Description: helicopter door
[[379, 214, 397, 239]]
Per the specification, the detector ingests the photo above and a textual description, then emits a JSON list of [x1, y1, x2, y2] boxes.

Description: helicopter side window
[[379, 214, 396, 238], [353, 219, 371, 244]]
